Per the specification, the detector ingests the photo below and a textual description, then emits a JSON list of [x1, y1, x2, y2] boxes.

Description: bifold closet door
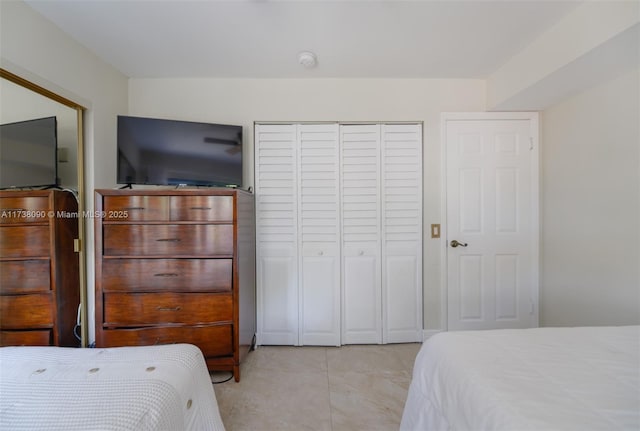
[[340, 124, 423, 344], [381, 124, 423, 343], [340, 125, 383, 344], [297, 124, 341, 346], [255, 123, 340, 346], [257, 122, 423, 346], [255, 124, 299, 345]]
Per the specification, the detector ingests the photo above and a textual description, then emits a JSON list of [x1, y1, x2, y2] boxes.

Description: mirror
[[0, 68, 87, 346]]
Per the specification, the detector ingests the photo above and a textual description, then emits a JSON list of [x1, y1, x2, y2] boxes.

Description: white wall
[[540, 66, 640, 326], [1, 0, 129, 343], [129, 77, 486, 330], [488, 1, 639, 110]]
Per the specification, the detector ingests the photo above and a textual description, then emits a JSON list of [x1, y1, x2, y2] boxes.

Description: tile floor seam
[[325, 347, 335, 431]]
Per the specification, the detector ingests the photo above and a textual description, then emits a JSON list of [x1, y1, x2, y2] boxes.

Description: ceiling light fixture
[[298, 51, 317, 69]]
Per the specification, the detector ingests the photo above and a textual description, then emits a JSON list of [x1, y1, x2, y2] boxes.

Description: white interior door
[[298, 124, 341, 346], [445, 113, 539, 331], [255, 124, 299, 345]]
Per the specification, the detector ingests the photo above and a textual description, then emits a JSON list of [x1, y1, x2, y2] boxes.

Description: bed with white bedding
[[400, 326, 640, 431], [0, 343, 225, 431]]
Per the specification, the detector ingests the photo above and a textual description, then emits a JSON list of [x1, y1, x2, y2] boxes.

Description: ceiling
[[25, 0, 581, 79]]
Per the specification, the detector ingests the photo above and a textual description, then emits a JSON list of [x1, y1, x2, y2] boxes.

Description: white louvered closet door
[[254, 124, 299, 345], [381, 124, 423, 343], [340, 124, 382, 344], [256, 122, 423, 346], [298, 124, 341, 346]]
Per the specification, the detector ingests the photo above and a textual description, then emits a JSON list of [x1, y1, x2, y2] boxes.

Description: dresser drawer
[[0, 226, 50, 258], [0, 330, 52, 346], [103, 196, 169, 221], [100, 324, 233, 358], [0, 260, 50, 294], [0, 294, 54, 329], [0, 196, 49, 224], [102, 259, 232, 292], [103, 292, 232, 326], [170, 195, 233, 222], [103, 224, 233, 256]]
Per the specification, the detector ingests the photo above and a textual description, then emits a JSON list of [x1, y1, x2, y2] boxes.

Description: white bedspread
[[401, 326, 640, 431], [0, 344, 225, 431]]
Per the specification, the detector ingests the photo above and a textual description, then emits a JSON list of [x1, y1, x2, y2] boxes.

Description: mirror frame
[[1, 68, 88, 347]]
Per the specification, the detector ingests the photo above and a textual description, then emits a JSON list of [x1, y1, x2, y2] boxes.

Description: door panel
[[495, 254, 518, 320], [384, 253, 420, 342], [459, 168, 482, 234], [446, 115, 538, 331], [458, 254, 483, 320], [258, 249, 298, 345], [495, 168, 518, 233], [381, 124, 423, 343], [298, 124, 340, 346], [255, 124, 298, 345], [341, 125, 382, 344], [301, 251, 340, 345], [342, 246, 380, 344]]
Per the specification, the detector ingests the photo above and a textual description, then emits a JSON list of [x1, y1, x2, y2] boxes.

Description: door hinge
[[529, 137, 534, 151], [74, 238, 81, 253]]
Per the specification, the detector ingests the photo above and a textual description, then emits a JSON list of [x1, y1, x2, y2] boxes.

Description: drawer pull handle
[[2, 208, 26, 212], [124, 207, 145, 211], [156, 306, 181, 312], [190, 207, 212, 210], [154, 273, 179, 277], [156, 238, 181, 242]]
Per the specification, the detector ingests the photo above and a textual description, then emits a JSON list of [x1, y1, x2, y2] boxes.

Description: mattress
[[400, 326, 640, 431], [0, 343, 225, 431]]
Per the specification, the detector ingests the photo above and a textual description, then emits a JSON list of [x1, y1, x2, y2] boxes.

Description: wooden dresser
[[0, 190, 80, 347], [94, 188, 255, 381]]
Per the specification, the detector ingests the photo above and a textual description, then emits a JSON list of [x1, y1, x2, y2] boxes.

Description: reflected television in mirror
[[0, 116, 58, 189]]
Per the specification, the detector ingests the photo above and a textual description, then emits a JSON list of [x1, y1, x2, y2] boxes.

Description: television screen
[[117, 115, 243, 188], [0, 116, 58, 189]]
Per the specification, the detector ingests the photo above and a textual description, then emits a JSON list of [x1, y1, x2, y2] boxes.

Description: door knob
[[450, 240, 468, 248]]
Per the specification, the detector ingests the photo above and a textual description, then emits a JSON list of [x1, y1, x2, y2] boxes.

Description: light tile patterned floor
[[211, 343, 422, 431]]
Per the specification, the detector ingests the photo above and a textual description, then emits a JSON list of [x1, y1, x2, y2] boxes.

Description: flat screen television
[[0, 116, 58, 189], [117, 115, 243, 188]]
